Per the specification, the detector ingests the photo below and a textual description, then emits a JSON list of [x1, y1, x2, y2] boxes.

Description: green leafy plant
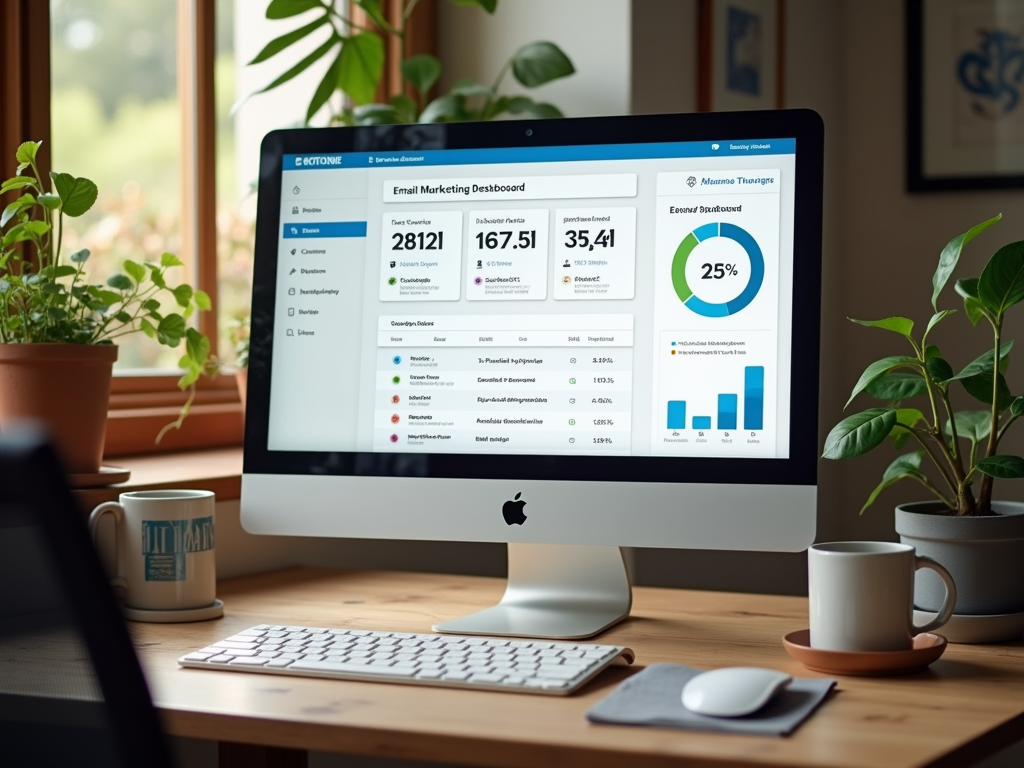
[[0, 140, 213, 437], [822, 213, 1024, 516], [247, 0, 575, 125]]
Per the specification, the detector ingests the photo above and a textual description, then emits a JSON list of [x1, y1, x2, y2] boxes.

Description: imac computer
[[241, 110, 824, 639]]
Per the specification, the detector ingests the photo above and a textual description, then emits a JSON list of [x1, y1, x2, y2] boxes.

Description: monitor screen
[[244, 113, 821, 502], [266, 140, 795, 456]]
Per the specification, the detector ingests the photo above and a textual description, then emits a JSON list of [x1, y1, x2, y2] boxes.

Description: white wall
[[438, 0, 631, 118]]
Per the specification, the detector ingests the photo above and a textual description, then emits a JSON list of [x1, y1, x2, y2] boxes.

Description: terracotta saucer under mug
[[782, 629, 947, 676]]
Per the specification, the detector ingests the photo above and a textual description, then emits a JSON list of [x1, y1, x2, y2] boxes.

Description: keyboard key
[[535, 668, 579, 680], [416, 670, 443, 679], [290, 661, 417, 677], [229, 657, 269, 666], [207, 655, 233, 663], [183, 652, 215, 661], [266, 658, 295, 668], [214, 640, 260, 650], [469, 674, 506, 683], [442, 672, 470, 681], [222, 648, 259, 657]]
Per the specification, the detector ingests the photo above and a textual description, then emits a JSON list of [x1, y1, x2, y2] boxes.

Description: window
[[2, 0, 435, 455]]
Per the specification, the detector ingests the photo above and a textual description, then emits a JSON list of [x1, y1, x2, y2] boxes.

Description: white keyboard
[[179, 624, 635, 695]]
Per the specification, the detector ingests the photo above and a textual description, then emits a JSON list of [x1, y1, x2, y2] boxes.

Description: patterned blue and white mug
[[89, 490, 216, 611]]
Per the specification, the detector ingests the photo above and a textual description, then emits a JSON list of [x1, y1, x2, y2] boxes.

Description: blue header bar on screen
[[282, 139, 796, 171]]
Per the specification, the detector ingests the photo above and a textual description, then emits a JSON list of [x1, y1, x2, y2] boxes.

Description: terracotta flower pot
[[0, 343, 117, 473]]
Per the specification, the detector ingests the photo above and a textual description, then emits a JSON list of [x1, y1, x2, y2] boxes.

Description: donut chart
[[671, 222, 764, 317]]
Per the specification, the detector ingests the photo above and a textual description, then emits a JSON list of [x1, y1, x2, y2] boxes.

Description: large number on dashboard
[[392, 231, 444, 250]]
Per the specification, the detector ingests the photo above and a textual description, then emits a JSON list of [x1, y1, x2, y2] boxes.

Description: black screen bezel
[[243, 110, 824, 487]]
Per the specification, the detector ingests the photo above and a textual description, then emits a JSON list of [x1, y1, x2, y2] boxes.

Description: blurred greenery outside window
[[49, 0, 312, 372]]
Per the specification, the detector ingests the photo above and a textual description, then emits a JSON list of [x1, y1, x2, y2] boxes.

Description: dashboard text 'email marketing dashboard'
[[266, 139, 798, 460]]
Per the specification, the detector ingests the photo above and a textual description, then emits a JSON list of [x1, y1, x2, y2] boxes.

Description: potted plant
[[823, 213, 1024, 640], [248, 0, 575, 126], [0, 140, 210, 474]]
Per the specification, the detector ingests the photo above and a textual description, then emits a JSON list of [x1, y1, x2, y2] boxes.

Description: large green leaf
[[338, 32, 385, 106], [257, 37, 338, 95], [401, 54, 442, 96], [390, 94, 417, 123], [976, 455, 1024, 478], [867, 371, 929, 401], [306, 50, 343, 123], [956, 277, 980, 299], [419, 93, 467, 123], [447, 0, 498, 12], [861, 452, 925, 514], [850, 316, 914, 338], [1, 193, 34, 228], [979, 240, 1024, 316], [944, 410, 992, 443], [965, 296, 988, 326], [889, 408, 925, 446], [924, 310, 956, 339], [951, 341, 1013, 381], [822, 408, 898, 460], [932, 214, 1001, 310], [846, 356, 920, 408], [927, 356, 955, 384], [37, 193, 60, 210], [156, 314, 186, 346], [266, 0, 322, 19], [450, 78, 494, 98], [0, 176, 36, 194], [961, 370, 1013, 411], [353, 103, 400, 125], [511, 41, 575, 88], [106, 273, 132, 291], [353, 0, 390, 29], [15, 141, 39, 164], [49, 172, 98, 217], [248, 16, 328, 65], [1012, 396, 1024, 417]]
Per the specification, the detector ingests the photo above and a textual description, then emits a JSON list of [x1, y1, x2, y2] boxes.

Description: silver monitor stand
[[432, 543, 632, 640]]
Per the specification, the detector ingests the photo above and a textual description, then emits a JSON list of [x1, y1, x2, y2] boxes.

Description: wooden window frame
[[6, 0, 438, 458]]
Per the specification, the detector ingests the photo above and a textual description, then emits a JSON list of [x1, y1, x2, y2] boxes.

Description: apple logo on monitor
[[502, 492, 527, 525]]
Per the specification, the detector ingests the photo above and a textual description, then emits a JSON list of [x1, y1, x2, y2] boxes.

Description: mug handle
[[912, 555, 957, 635], [89, 502, 129, 597]]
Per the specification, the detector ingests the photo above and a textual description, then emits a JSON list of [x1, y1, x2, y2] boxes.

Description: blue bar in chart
[[667, 401, 687, 430], [718, 394, 738, 430], [744, 366, 764, 430], [692, 416, 712, 430]]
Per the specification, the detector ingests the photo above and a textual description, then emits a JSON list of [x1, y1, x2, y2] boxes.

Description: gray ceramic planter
[[895, 501, 1024, 616]]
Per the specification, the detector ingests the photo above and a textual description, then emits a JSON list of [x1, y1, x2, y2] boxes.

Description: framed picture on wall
[[908, 0, 1024, 191], [697, 0, 785, 112]]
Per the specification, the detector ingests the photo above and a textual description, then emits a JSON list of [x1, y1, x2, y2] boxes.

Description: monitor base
[[432, 543, 632, 640]]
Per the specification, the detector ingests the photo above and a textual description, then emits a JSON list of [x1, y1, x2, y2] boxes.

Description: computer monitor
[[241, 110, 824, 639]]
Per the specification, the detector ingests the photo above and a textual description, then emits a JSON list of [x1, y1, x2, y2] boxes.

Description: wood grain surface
[[130, 568, 1024, 768]]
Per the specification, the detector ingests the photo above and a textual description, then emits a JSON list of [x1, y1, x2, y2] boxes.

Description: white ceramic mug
[[808, 541, 956, 652], [89, 490, 216, 612]]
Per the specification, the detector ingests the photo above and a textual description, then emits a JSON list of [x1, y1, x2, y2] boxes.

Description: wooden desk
[[132, 568, 1024, 768]]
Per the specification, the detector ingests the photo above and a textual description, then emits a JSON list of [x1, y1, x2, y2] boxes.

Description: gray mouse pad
[[586, 663, 836, 736]]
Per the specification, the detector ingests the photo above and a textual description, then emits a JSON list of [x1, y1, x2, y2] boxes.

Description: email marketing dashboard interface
[[267, 139, 797, 460]]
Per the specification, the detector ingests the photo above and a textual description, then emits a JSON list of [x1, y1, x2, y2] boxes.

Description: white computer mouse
[[681, 667, 793, 717]]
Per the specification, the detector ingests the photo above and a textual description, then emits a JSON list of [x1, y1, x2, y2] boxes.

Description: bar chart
[[665, 366, 764, 431]]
